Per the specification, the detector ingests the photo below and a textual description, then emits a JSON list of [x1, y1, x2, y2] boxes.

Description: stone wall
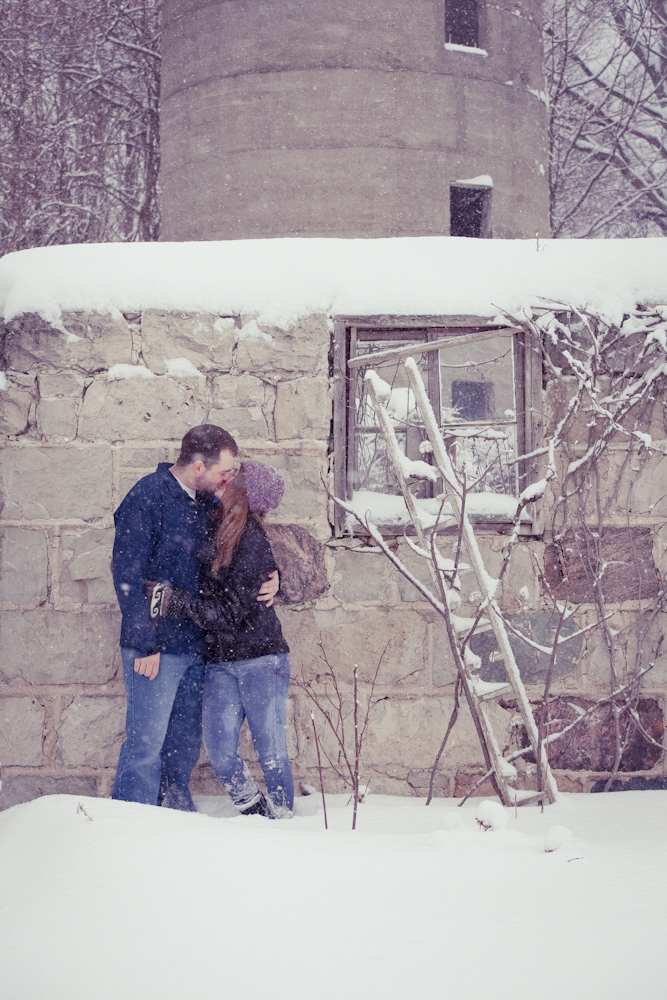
[[0, 308, 330, 808], [1, 310, 664, 809]]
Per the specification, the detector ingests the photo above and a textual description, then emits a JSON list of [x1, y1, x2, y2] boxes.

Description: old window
[[332, 319, 542, 537], [450, 185, 492, 238], [446, 0, 479, 48]]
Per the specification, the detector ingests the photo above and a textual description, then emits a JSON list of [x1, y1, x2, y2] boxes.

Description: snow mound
[[476, 799, 509, 831], [441, 811, 465, 830], [544, 825, 574, 853], [164, 357, 203, 378]]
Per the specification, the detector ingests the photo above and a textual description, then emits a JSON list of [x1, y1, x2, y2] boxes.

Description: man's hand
[[134, 652, 160, 681], [257, 569, 279, 607]]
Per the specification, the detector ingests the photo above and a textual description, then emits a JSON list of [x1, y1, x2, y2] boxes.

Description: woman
[[151, 460, 293, 818]]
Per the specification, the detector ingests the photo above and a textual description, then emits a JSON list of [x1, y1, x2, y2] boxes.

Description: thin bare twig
[[310, 713, 328, 830]]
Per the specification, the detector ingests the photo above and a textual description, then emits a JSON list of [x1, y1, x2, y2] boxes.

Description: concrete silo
[[159, 0, 550, 241]]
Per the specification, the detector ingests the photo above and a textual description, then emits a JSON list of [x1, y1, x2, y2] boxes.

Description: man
[[111, 424, 278, 809]]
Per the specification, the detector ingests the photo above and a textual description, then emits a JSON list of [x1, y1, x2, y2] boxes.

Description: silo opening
[[445, 0, 479, 48], [450, 185, 492, 238]]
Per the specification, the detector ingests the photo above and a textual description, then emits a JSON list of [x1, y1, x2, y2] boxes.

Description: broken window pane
[[352, 335, 432, 497]]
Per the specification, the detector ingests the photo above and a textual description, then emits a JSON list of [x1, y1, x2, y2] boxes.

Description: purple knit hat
[[242, 460, 285, 512]]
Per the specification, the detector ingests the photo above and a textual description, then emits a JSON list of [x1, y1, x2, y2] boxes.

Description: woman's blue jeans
[[202, 652, 294, 818]]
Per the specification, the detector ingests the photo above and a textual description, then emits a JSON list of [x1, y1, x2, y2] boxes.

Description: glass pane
[[439, 334, 517, 496], [352, 338, 432, 497]]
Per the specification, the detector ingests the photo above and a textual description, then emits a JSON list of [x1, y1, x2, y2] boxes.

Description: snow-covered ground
[[1, 790, 666, 999]]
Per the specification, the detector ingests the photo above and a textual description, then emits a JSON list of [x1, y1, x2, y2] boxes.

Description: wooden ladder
[[361, 350, 557, 807]]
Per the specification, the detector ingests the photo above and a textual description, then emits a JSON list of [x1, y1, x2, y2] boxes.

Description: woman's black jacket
[[166, 516, 289, 664]]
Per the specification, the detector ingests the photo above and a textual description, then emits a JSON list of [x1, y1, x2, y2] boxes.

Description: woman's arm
[[162, 525, 277, 632]]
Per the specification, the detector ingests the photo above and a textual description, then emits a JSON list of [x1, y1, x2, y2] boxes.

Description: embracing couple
[[111, 424, 293, 819]]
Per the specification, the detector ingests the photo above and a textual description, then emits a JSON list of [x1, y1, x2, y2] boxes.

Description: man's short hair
[[176, 424, 238, 468]]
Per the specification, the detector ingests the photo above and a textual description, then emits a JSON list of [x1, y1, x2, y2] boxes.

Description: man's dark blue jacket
[[112, 463, 218, 656]]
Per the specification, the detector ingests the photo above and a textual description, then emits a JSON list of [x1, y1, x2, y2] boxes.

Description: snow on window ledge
[[444, 43, 489, 57], [344, 490, 529, 534], [454, 175, 493, 189]]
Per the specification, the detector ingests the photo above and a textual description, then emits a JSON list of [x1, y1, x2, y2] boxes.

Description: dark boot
[[238, 792, 269, 817]]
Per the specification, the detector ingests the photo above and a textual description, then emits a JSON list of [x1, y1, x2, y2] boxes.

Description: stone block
[[431, 621, 458, 687], [36, 397, 78, 438], [520, 697, 663, 772], [211, 373, 267, 408], [264, 524, 329, 604], [0, 696, 45, 765], [78, 376, 208, 441], [586, 636, 622, 687], [331, 548, 387, 602], [249, 451, 326, 520], [208, 405, 268, 440], [501, 543, 540, 608], [592, 776, 667, 793], [0, 775, 99, 811], [5, 311, 133, 373], [453, 771, 497, 798], [395, 540, 435, 602], [407, 770, 450, 797], [468, 610, 584, 685], [6, 373, 36, 389], [458, 538, 504, 606], [37, 373, 85, 397], [544, 527, 660, 604], [235, 315, 329, 377], [119, 473, 145, 503], [120, 446, 170, 468], [367, 696, 457, 769], [0, 445, 112, 520], [625, 613, 667, 689], [0, 527, 48, 604], [294, 608, 427, 685], [0, 382, 33, 436], [274, 378, 330, 440], [59, 696, 126, 767], [394, 535, 481, 605], [209, 372, 272, 438], [368, 696, 511, 770], [60, 528, 115, 604], [615, 449, 667, 519], [0, 609, 120, 684], [141, 310, 235, 374]]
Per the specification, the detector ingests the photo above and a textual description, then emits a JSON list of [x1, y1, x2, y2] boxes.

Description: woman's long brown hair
[[210, 468, 263, 574]]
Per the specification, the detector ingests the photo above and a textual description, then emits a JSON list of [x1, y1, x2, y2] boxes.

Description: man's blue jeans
[[112, 649, 204, 809], [202, 652, 294, 817]]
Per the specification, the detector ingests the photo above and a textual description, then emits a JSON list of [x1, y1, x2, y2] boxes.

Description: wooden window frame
[[332, 316, 543, 538]]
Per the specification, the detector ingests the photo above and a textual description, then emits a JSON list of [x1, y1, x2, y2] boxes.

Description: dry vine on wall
[[331, 306, 667, 803], [519, 304, 667, 791]]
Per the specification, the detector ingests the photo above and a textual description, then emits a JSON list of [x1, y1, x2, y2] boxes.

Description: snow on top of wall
[[1, 237, 667, 330]]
